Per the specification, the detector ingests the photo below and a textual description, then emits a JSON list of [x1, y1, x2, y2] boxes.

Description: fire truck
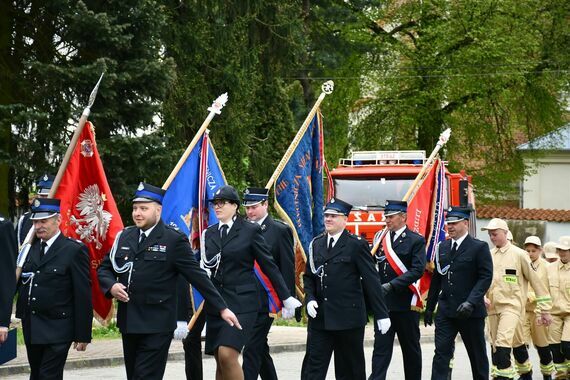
[[330, 150, 473, 244]]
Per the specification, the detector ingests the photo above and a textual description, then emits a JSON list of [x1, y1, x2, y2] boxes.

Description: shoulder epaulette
[[165, 224, 184, 236]]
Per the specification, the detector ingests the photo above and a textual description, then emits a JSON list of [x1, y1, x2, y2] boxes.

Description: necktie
[[328, 237, 334, 251], [391, 231, 396, 243], [138, 232, 147, 247], [39, 241, 47, 260], [451, 241, 458, 255], [220, 224, 228, 240]]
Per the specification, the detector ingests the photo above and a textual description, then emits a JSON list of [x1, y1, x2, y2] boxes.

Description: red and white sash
[[382, 233, 423, 309]]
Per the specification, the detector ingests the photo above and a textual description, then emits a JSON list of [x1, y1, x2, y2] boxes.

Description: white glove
[[281, 307, 294, 320], [377, 318, 391, 334], [173, 321, 189, 340], [283, 296, 302, 310], [307, 300, 318, 318]]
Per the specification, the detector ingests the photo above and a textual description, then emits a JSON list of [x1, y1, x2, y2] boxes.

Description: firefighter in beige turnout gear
[[547, 236, 570, 380], [482, 219, 552, 379], [511, 236, 554, 379]]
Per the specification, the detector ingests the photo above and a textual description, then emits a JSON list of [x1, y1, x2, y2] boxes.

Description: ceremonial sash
[[382, 233, 423, 309]]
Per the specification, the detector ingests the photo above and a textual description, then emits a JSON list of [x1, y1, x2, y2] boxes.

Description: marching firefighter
[[511, 236, 554, 379], [483, 218, 552, 379], [547, 236, 570, 380]]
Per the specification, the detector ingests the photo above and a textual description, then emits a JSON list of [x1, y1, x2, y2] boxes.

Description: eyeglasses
[[213, 200, 230, 208]]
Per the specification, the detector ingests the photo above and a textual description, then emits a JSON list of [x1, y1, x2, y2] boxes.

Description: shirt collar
[[140, 222, 158, 238], [452, 232, 468, 248], [42, 230, 61, 252], [327, 230, 344, 248], [392, 225, 407, 241], [495, 242, 511, 254], [256, 214, 269, 226], [219, 218, 235, 232]]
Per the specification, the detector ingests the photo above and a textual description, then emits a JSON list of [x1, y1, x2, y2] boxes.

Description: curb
[[0, 335, 435, 376]]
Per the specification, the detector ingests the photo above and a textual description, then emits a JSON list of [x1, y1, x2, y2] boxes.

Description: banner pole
[[265, 81, 334, 190], [371, 128, 451, 255], [16, 72, 105, 280], [162, 93, 228, 190]]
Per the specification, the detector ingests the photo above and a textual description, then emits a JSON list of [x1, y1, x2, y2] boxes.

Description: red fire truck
[[330, 150, 473, 244]]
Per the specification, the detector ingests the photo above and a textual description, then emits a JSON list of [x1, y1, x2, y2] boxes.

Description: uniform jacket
[[304, 230, 389, 331], [546, 261, 570, 316], [255, 215, 295, 311], [487, 243, 551, 315], [526, 258, 550, 313], [203, 216, 291, 315], [98, 220, 227, 334], [16, 233, 92, 344], [0, 215, 16, 327], [16, 212, 32, 248], [378, 227, 426, 311], [426, 234, 493, 318]]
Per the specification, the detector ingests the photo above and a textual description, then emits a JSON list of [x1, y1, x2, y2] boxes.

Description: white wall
[[522, 153, 570, 209]]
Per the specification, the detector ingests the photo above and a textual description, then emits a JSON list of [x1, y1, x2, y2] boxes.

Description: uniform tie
[[451, 241, 458, 255], [39, 241, 47, 260], [138, 232, 147, 247], [328, 237, 334, 251], [391, 231, 396, 243], [220, 224, 228, 240]]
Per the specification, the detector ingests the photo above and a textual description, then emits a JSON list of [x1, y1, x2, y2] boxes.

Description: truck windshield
[[333, 178, 415, 208]]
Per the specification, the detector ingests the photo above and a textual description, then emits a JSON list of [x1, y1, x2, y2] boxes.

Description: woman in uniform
[[201, 185, 301, 380]]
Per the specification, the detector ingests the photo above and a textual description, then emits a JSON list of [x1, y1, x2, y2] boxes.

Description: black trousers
[[431, 313, 488, 380], [25, 341, 71, 380], [182, 310, 206, 380], [242, 312, 278, 380], [122, 332, 173, 380], [371, 310, 421, 380], [304, 326, 366, 380]]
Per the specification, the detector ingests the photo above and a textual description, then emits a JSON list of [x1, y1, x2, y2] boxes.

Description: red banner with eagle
[[55, 121, 123, 322]]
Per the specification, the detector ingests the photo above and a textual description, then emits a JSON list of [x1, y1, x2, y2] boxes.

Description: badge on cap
[[137, 182, 144, 191], [34, 199, 41, 207], [216, 189, 221, 195], [43, 174, 48, 181], [244, 189, 250, 195], [331, 198, 335, 203]]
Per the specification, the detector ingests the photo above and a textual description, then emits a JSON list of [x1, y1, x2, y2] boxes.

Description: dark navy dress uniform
[[371, 201, 426, 380], [202, 215, 291, 355], [0, 215, 17, 333], [303, 198, 388, 380], [242, 202, 295, 380], [98, 183, 228, 380], [98, 221, 227, 379], [425, 207, 493, 380], [16, 198, 93, 380]]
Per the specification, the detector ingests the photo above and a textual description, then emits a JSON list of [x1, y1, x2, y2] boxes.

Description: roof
[[477, 205, 570, 223], [517, 123, 570, 151]]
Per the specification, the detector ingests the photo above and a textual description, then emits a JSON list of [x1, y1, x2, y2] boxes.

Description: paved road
[[5, 340, 542, 379]]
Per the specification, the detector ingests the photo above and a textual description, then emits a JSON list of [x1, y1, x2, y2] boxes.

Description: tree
[[0, 0, 175, 215], [342, 0, 570, 203]]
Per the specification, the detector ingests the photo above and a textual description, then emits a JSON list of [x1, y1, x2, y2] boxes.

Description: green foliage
[[1, 0, 569, 218]]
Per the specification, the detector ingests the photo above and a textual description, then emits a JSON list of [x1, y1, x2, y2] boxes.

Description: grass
[[14, 322, 122, 345]]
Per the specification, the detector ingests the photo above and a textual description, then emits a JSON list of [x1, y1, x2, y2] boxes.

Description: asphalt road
[[5, 340, 543, 379]]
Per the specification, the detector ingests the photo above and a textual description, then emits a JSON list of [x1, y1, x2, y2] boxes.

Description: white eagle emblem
[[70, 184, 112, 249]]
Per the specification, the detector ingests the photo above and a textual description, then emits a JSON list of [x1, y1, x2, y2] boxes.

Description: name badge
[[503, 275, 518, 284]]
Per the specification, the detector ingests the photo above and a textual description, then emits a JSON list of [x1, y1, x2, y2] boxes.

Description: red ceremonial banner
[[55, 122, 123, 322], [406, 160, 440, 298]]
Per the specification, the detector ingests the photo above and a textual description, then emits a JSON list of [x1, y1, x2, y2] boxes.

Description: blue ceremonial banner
[[274, 110, 330, 295], [162, 132, 226, 312]]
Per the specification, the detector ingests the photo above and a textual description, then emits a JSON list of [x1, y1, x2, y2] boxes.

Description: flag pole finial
[[322, 81, 334, 95], [83, 72, 105, 117], [208, 93, 228, 115]]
